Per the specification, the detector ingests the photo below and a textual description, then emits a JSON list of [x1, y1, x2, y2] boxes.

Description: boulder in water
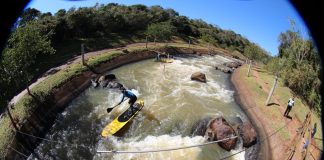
[[191, 117, 212, 136], [237, 121, 257, 147], [98, 76, 108, 87], [104, 74, 117, 81], [205, 117, 237, 151], [224, 61, 242, 69], [91, 74, 99, 87], [191, 72, 206, 83], [98, 74, 117, 87], [107, 81, 123, 89], [215, 65, 233, 73]]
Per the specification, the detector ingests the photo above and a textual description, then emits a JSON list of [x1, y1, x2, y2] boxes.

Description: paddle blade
[[107, 107, 113, 113]]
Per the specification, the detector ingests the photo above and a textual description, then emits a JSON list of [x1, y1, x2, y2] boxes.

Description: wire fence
[[9, 119, 293, 160]]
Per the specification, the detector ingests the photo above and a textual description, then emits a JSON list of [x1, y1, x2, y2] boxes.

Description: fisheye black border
[[0, 0, 323, 159]]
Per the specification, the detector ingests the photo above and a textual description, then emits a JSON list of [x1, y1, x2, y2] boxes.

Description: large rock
[[91, 74, 99, 88], [224, 61, 242, 69], [191, 117, 212, 136], [98, 76, 108, 87], [215, 65, 233, 73], [104, 74, 117, 81], [98, 74, 117, 87], [191, 72, 206, 83], [206, 117, 237, 151], [107, 81, 123, 89], [237, 121, 257, 147]]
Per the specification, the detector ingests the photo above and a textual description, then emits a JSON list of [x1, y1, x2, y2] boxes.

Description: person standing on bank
[[284, 97, 295, 117], [118, 87, 137, 109]]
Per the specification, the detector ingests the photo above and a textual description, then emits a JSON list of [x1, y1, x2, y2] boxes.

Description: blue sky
[[26, 0, 309, 56]]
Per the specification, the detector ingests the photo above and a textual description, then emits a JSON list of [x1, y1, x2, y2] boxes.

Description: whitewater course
[[26, 50, 258, 160]]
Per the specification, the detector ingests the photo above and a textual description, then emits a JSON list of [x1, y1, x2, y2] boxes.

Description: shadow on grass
[[284, 115, 293, 120], [267, 103, 280, 106], [252, 68, 267, 73]]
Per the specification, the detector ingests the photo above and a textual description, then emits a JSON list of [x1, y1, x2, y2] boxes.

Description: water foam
[[109, 135, 206, 160]]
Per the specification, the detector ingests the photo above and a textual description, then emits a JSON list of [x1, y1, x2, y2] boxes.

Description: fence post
[[265, 75, 278, 105], [247, 60, 252, 77], [7, 103, 18, 131], [81, 43, 85, 65]]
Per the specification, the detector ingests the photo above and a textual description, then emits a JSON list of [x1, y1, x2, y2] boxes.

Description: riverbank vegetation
[[264, 20, 322, 115]]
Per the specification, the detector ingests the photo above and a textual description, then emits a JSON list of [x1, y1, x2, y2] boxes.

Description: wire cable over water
[[96, 136, 238, 154], [15, 129, 238, 155], [9, 146, 29, 158], [14, 119, 293, 159]]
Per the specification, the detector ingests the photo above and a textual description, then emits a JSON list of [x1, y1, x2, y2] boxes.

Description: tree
[[66, 7, 97, 38], [149, 5, 170, 23], [244, 44, 258, 60], [146, 22, 175, 42], [1, 21, 55, 97], [268, 19, 322, 114], [19, 8, 41, 27], [171, 16, 192, 35]]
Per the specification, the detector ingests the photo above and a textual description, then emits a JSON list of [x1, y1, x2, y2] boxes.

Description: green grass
[[239, 65, 291, 140], [256, 65, 323, 148]]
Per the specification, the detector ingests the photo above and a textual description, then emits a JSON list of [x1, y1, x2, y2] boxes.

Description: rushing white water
[[30, 55, 247, 160]]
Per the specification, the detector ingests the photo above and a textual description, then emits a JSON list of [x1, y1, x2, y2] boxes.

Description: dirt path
[[231, 67, 272, 160]]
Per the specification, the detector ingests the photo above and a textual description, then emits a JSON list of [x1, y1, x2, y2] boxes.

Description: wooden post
[[265, 75, 278, 105], [81, 43, 85, 65], [145, 36, 148, 48], [26, 85, 31, 96], [247, 60, 252, 77], [188, 39, 191, 48], [7, 103, 19, 131]]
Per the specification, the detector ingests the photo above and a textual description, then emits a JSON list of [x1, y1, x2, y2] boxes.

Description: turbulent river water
[[30, 55, 248, 160]]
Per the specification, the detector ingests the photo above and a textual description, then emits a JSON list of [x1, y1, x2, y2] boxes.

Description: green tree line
[[0, 3, 268, 113], [265, 20, 322, 114]]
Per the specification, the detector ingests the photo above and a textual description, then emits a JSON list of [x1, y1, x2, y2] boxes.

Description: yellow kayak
[[101, 100, 144, 138]]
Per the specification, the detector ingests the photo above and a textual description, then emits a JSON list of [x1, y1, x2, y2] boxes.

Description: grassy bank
[[238, 65, 323, 150]]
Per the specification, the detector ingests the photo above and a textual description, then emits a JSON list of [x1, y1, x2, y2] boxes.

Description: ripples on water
[[30, 55, 247, 160]]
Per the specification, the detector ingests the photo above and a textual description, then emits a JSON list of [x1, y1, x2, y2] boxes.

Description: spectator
[[284, 97, 295, 117], [311, 123, 317, 138]]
